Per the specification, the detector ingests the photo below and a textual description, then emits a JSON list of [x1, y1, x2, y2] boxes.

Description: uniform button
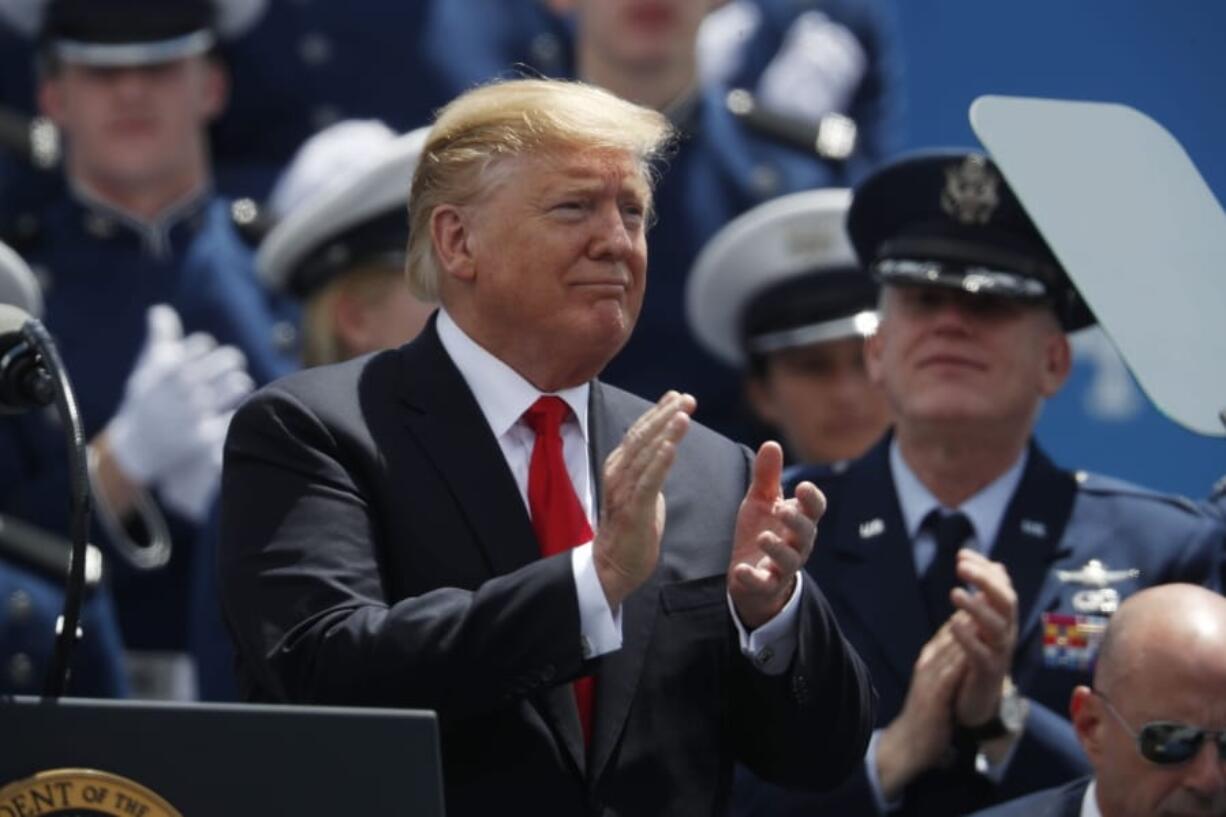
[[791, 673, 810, 704], [755, 646, 775, 667], [7, 652, 34, 688], [298, 32, 333, 66], [6, 590, 32, 622], [749, 164, 780, 199]]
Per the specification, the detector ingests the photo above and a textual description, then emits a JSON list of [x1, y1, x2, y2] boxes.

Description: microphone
[[0, 303, 56, 414], [0, 241, 91, 697]]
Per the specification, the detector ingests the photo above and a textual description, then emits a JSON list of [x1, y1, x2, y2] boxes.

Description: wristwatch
[[963, 677, 1027, 742]]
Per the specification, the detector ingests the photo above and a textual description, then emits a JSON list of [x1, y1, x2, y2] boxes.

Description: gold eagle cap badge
[[0, 768, 183, 816]]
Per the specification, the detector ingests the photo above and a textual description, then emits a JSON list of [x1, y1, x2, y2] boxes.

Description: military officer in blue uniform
[[0, 0, 297, 699], [735, 150, 1225, 815], [685, 187, 890, 466]]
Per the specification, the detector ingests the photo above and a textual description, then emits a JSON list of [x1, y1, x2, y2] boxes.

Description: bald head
[[1074, 584, 1226, 817], [1093, 583, 1226, 696]]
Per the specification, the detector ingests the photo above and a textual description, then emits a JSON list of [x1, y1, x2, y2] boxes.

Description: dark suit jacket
[[219, 321, 875, 816], [738, 435, 1223, 816], [968, 778, 1090, 817]]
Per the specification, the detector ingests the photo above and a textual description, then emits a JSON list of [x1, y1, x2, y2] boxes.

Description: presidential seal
[[0, 768, 182, 816]]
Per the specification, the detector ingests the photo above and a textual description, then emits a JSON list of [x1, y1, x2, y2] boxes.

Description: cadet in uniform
[[0, 0, 297, 699], [736, 150, 1225, 815], [686, 187, 889, 465], [0, 238, 127, 698], [257, 121, 435, 368]]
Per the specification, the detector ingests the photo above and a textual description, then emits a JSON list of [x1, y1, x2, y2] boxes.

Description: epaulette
[[723, 88, 857, 161], [1073, 470, 1204, 515], [229, 196, 272, 249], [0, 107, 59, 170]]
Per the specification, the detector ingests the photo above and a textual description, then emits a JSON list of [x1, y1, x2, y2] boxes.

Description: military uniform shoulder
[[1073, 469, 1205, 516]]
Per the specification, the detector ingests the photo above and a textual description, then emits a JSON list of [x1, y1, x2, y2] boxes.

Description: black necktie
[[920, 510, 973, 628]]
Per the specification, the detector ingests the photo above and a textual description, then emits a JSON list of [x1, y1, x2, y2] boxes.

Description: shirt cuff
[[571, 542, 622, 659], [865, 729, 902, 813], [727, 572, 803, 675]]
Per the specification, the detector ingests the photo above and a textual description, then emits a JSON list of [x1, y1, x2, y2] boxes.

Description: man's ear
[[429, 204, 477, 282], [1070, 686, 1105, 763], [200, 59, 229, 122], [1039, 327, 1072, 397], [864, 328, 886, 385]]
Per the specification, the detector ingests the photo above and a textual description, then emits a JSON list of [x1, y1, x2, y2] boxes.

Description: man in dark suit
[[736, 150, 1224, 816], [970, 583, 1226, 817], [219, 78, 874, 816]]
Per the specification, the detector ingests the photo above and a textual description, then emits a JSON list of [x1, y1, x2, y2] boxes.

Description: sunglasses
[[1095, 690, 1226, 766]]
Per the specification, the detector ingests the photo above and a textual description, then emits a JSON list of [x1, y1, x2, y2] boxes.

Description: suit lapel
[[585, 382, 663, 784], [827, 437, 933, 685], [396, 320, 541, 577], [992, 444, 1077, 646], [397, 322, 588, 773]]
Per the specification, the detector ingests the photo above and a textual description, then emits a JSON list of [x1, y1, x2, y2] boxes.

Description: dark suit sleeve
[[218, 386, 589, 716], [731, 577, 877, 790], [727, 444, 877, 792]]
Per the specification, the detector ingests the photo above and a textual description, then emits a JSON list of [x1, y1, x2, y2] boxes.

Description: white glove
[[107, 305, 254, 488], [154, 410, 233, 523]]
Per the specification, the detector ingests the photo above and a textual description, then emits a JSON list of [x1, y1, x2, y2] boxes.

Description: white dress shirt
[[436, 309, 801, 670]]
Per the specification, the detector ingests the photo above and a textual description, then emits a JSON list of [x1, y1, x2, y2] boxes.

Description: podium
[[0, 696, 444, 815]]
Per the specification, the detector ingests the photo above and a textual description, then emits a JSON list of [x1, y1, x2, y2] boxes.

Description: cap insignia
[[940, 155, 1000, 225]]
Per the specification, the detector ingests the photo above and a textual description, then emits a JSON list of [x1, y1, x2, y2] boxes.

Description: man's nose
[[1180, 738, 1226, 796], [588, 203, 634, 260]]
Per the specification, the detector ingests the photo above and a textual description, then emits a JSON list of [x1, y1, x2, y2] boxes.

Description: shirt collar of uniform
[[890, 436, 1029, 549], [1081, 780, 1101, 817], [70, 179, 213, 259], [436, 307, 590, 441]]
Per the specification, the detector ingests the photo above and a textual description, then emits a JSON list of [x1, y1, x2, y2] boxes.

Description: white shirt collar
[[1081, 780, 1101, 817], [436, 308, 590, 441], [890, 436, 1029, 550]]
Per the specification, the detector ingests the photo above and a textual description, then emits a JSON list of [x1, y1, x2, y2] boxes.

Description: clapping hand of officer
[[875, 622, 967, 799], [594, 391, 695, 608], [728, 441, 825, 630], [949, 550, 1019, 729], [102, 304, 253, 520]]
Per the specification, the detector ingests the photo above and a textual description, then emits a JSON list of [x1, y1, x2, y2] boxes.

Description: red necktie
[[523, 396, 595, 744]]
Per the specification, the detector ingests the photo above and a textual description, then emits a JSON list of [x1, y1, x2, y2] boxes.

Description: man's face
[[864, 285, 1070, 432], [572, 0, 715, 72], [446, 147, 650, 388], [748, 336, 891, 464], [1079, 668, 1226, 817], [39, 56, 225, 194]]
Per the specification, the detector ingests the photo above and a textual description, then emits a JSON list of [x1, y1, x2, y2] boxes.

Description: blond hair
[[405, 78, 674, 301]]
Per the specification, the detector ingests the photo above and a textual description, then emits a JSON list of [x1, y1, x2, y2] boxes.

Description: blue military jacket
[[738, 434, 1224, 816], [0, 191, 296, 656], [0, 559, 127, 698]]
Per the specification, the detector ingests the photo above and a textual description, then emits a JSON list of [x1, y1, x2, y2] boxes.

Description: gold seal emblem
[[940, 155, 1000, 225], [0, 768, 182, 816]]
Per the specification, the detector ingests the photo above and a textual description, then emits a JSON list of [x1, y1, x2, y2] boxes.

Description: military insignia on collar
[[858, 518, 885, 539], [1020, 518, 1047, 538], [940, 155, 1000, 225]]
